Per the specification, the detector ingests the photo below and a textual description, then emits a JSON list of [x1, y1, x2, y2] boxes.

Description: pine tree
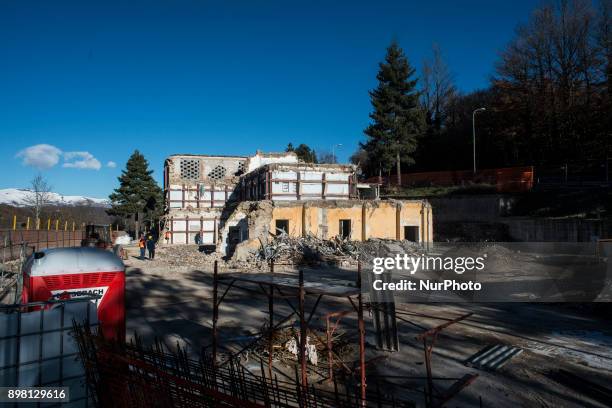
[[294, 144, 318, 163], [108, 150, 163, 236], [286, 142, 318, 163], [362, 41, 424, 184]]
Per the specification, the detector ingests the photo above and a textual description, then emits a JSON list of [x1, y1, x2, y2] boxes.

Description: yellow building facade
[[269, 200, 432, 243]]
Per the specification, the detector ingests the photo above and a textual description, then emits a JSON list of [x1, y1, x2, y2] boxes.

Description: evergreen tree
[[108, 150, 163, 236], [362, 41, 423, 184], [294, 144, 318, 163], [286, 142, 317, 163]]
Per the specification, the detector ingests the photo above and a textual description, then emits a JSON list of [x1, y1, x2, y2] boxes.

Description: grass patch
[[383, 183, 497, 198]]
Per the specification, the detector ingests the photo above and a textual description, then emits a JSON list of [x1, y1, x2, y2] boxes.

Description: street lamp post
[[472, 107, 486, 173], [332, 143, 343, 164]]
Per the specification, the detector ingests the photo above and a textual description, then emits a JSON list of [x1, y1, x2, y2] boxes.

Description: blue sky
[[0, 0, 541, 198]]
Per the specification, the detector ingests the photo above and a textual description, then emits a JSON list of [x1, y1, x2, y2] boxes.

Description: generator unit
[[22, 247, 125, 340]]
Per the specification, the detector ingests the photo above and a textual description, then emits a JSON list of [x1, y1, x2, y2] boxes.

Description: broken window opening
[[339, 219, 351, 239], [275, 219, 289, 235], [235, 161, 246, 176], [404, 226, 419, 242]]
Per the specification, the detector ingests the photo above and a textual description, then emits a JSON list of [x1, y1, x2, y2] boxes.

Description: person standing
[[146, 233, 156, 260], [138, 233, 146, 260]]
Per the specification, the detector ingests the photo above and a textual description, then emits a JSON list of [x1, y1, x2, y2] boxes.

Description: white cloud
[[106, 161, 117, 168], [16, 144, 105, 171], [62, 151, 102, 170], [15, 144, 62, 169]]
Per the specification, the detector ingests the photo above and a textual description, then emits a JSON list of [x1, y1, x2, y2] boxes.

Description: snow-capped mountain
[[0, 188, 109, 208]]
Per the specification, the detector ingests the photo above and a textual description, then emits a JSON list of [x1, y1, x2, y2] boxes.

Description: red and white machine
[[22, 247, 125, 340]]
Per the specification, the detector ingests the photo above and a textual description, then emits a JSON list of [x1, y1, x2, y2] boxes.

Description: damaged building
[[162, 151, 433, 257]]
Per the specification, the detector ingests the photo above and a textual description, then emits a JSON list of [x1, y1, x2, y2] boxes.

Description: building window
[[339, 219, 351, 239], [228, 226, 243, 245], [404, 226, 419, 242], [282, 182, 290, 192], [208, 165, 227, 180], [275, 219, 289, 235], [180, 159, 200, 180]]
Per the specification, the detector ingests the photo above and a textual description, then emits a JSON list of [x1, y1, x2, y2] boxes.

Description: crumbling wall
[[166, 155, 247, 184], [165, 155, 245, 212], [245, 151, 298, 173], [224, 200, 433, 265], [220, 201, 274, 261], [223, 199, 433, 260]]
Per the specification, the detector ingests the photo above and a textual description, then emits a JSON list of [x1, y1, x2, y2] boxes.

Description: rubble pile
[[353, 238, 422, 263], [257, 233, 359, 264], [149, 235, 423, 270], [256, 233, 422, 265], [155, 245, 221, 267]]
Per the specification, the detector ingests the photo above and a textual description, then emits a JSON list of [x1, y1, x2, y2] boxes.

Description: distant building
[[162, 151, 432, 256]]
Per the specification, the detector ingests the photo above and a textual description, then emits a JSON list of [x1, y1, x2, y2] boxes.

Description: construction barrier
[[6, 217, 86, 232], [0, 229, 86, 261]]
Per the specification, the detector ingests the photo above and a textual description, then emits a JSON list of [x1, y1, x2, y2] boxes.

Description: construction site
[[1, 150, 610, 408]]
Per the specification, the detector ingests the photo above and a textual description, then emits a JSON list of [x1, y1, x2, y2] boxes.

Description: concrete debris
[[114, 235, 132, 245], [258, 233, 359, 264], [256, 233, 422, 265], [149, 233, 422, 270], [285, 335, 318, 366], [250, 326, 353, 368], [155, 245, 222, 268]]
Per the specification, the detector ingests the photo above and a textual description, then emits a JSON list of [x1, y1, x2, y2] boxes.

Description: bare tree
[[421, 44, 457, 133], [23, 174, 52, 225], [598, 0, 612, 98], [317, 150, 336, 164], [492, 0, 606, 163]]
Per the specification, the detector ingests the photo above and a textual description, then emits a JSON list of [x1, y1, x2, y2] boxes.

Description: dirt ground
[[124, 245, 612, 408]]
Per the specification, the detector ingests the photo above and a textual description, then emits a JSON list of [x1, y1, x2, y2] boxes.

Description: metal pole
[[212, 260, 219, 368], [298, 269, 307, 389], [2, 237, 6, 291], [424, 339, 433, 407], [357, 261, 366, 406], [268, 260, 274, 379], [472, 111, 476, 174], [472, 108, 485, 173], [326, 315, 334, 382]]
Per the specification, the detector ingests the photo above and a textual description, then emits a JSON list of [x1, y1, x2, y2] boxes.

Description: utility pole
[[472, 107, 486, 173]]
